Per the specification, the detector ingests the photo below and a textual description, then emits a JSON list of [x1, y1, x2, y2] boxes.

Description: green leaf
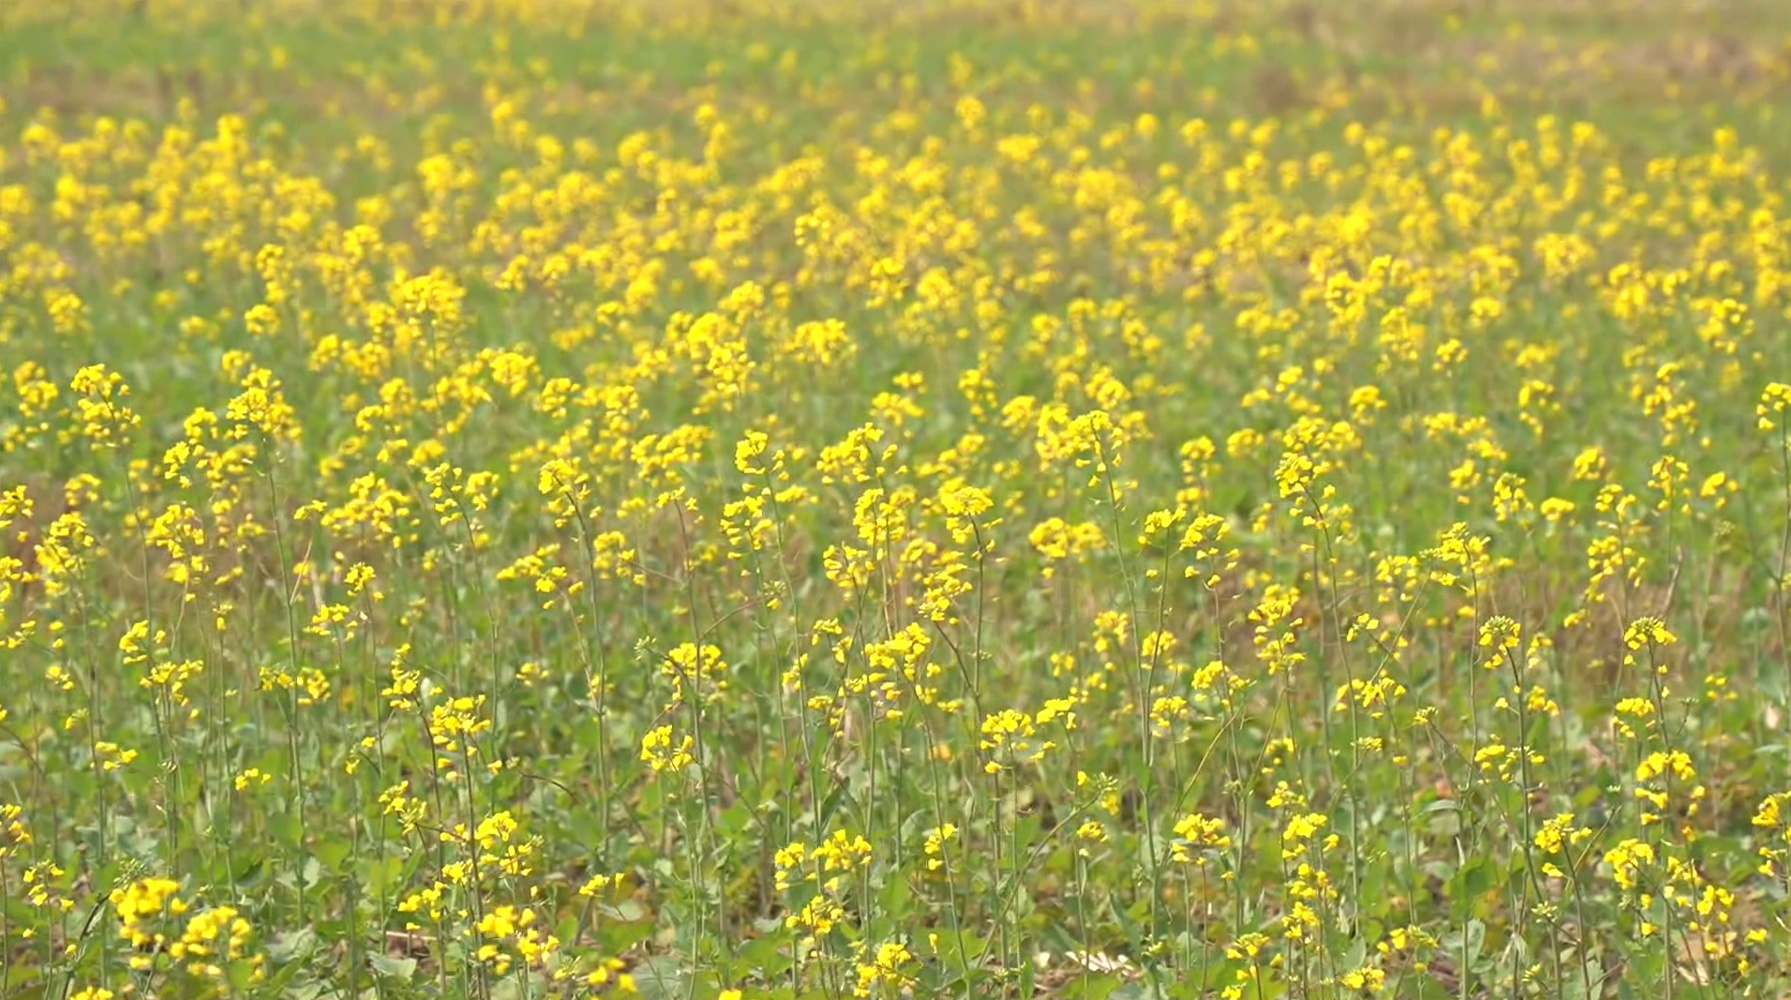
[[1064, 973, 1121, 999], [369, 953, 417, 981], [1456, 857, 1495, 900], [314, 834, 352, 873], [629, 955, 690, 1000], [266, 926, 320, 964], [817, 779, 852, 830], [930, 929, 987, 973], [595, 916, 656, 953], [734, 935, 792, 980], [300, 855, 325, 890], [2, 960, 43, 993]]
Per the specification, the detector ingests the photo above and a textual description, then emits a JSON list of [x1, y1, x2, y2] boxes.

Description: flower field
[[7, 1, 1791, 997]]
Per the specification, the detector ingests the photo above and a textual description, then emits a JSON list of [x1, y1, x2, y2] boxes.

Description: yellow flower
[[1622, 617, 1677, 649]]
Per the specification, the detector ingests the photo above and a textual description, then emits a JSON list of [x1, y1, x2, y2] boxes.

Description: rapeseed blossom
[[4, 2, 1791, 997]]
